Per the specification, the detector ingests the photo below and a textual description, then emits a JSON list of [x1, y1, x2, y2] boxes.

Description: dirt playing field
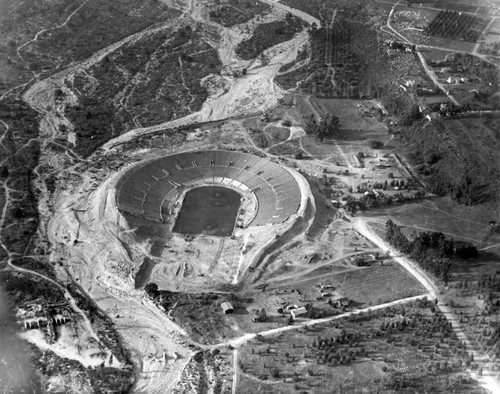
[[173, 186, 241, 236]]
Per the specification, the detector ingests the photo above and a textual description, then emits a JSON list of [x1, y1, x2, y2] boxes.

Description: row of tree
[[385, 220, 478, 284]]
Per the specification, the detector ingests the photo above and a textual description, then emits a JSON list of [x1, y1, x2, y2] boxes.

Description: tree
[[304, 114, 340, 141], [144, 283, 159, 298], [270, 367, 280, 378], [369, 140, 384, 149]]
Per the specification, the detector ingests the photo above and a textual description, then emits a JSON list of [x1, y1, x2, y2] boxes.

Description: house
[[290, 307, 308, 320], [333, 297, 350, 308], [253, 308, 267, 322], [221, 302, 234, 314]]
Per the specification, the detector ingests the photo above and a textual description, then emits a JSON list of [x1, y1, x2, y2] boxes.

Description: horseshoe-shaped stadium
[[115, 150, 303, 230]]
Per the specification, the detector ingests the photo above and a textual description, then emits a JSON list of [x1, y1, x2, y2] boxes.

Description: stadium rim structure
[[115, 150, 302, 227]]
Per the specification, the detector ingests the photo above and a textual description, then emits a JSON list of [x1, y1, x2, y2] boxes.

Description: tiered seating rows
[[116, 151, 301, 225]]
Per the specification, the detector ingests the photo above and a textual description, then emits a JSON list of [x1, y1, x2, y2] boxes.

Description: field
[[314, 98, 388, 135], [264, 126, 290, 145], [235, 301, 485, 393], [364, 194, 500, 386], [390, 5, 484, 52], [425, 11, 489, 42], [402, 28, 478, 53], [434, 53, 500, 108], [368, 196, 500, 269], [173, 186, 241, 236], [423, 48, 454, 63]]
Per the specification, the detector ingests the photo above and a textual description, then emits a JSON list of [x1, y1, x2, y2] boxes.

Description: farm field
[[246, 235, 425, 308], [422, 48, 454, 62], [403, 29, 478, 53], [425, 11, 489, 42], [304, 262, 426, 305], [367, 197, 500, 253]]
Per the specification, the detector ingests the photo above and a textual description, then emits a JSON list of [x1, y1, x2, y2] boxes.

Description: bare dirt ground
[[3, 0, 499, 392], [20, 1, 320, 391]]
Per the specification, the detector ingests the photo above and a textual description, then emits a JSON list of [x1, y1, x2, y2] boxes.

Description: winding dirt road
[[2, 0, 499, 392]]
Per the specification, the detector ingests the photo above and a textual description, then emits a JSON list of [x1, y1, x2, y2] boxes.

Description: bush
[[368, 140, 384, 149]]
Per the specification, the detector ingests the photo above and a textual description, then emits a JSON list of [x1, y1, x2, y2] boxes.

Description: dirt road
[[352, 217, 500, 393]]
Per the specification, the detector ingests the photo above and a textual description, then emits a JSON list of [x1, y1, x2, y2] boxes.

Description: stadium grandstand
[[115, 150, 302, 227]]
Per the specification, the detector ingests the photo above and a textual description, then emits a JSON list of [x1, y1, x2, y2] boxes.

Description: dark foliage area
[[235, 13, 305, 60], [276, 7, 385, 99], [312, 329, 365, 366], [209, 0, 270, 27], [379, 83, 421, 126], [66, 283, 132, 365], [400, 119, 497, 205], [368, 140, 384, 149], [304, 113, 340, 141], [0, 271, 65, 305], [86, 367, 135, 394], [278, 46, 308, 73], [425, 11, 489, 42], [65, 25, 221, 156], [0, 99, 40, 260], [385, 219, 478, 284], [8, 0, 180, 72], [30, 343, 134, 393], [145, 285, 251, 344], [10, 257, 56, 279], [65, 98, 115, 157]]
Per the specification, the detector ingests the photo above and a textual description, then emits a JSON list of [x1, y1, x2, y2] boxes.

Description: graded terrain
[[0, 0, 499, 393]]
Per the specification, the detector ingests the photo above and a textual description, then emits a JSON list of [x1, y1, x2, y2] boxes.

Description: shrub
[[368, 140, 384, 149]]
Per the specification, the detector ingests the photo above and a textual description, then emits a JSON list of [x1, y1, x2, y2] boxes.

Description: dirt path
[[98, 2, 310, 153], [231, 348, 239, 394], [6, 262, 119, 365], [352, 217, 500, 393], [16, 0, 92, 64]]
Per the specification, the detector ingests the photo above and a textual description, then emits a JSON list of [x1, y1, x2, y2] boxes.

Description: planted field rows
[[425, 11, 489, 42], [329, 264, 426, 305]]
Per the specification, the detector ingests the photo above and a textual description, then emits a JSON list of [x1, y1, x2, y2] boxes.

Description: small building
[[333, 297, 350, 309], [290, 307, 308, 320], [221, 302, 234, 314], [253, 308, 267, 322]]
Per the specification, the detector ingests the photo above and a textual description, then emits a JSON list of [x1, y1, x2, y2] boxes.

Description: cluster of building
[[16, 300, 73, 344]]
